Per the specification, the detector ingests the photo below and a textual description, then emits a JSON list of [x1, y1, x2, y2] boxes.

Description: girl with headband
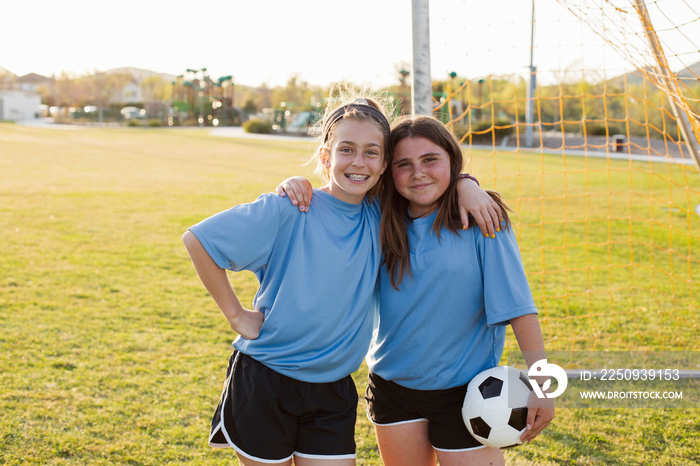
[[183, 95, 497, 465]]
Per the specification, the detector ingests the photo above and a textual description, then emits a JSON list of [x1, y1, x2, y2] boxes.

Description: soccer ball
[[461, 366, 533, 449]]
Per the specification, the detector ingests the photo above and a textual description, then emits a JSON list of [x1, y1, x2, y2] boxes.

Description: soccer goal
[[417, 0, 699, 356]]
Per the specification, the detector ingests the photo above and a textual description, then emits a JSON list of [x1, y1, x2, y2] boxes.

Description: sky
[[2, 0, 697, 88]]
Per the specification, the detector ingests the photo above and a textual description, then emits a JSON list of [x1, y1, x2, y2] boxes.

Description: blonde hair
[[309, 86, 395, 199]]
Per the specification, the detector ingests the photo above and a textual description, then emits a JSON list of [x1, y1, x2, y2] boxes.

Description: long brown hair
[[380, 115, 512, 289]]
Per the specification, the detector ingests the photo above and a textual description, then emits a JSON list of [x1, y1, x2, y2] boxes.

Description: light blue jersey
[[367, 211, 537, 390], [189, 190, 381, 383]]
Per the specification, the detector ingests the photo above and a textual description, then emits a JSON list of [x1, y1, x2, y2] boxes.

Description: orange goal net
[[433, 0, 699, 353]]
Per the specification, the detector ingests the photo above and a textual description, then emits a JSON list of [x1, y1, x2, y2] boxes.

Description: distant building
[[0, 67, 17, 90], [0, 90, 41, 120], [112, 81, 144, 104], [17, 72, 54, 94], [104, 67, 176, 104]]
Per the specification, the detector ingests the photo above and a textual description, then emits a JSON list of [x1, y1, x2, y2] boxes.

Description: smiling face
[[391, 136, 452, 217], [321, 118, 387, 204]]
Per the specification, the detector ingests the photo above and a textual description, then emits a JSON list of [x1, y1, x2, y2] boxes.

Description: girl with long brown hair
[[365, 116, 553, 465]]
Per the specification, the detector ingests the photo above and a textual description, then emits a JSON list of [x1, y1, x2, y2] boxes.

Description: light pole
[[411, 0, 432, 115], [477, 78, 484, 122], [399, 69, 410, 115], [525, 0, 537, 148]]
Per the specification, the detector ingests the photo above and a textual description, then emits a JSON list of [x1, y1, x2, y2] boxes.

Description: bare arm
[[455, 177, 504, 238], [182, 230, 264, 340], [510, 313, 555, 443], [275, 176, 504, 238]]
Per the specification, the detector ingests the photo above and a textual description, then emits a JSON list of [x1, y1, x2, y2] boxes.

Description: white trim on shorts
[[433, 444, 487, 453], [208, 352, 293, 464], [365, 412, 487, 453], [209, 352, 238, 448], [210, 417, 294, 463], [371, 418, 429, 427], [294, 451, 356, 460], [209, 352, 354, 463], [234, 442, 294, 464], [366, 410, 428, 427]]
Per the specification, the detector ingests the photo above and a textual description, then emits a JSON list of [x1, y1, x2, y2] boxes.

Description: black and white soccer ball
[[461, 365, 533, 449]]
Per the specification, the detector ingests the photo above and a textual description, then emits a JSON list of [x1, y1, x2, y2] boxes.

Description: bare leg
[[374, 421, 436, 466], [435, 446, 504, 466], [293, 456, 355, 466]]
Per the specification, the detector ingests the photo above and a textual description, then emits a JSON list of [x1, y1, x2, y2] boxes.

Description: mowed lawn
[[1, 123, 698, 465]]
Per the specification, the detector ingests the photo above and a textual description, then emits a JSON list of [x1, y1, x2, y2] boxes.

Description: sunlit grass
[[0, 125, 697, 464], [465, 148, 700, 353]]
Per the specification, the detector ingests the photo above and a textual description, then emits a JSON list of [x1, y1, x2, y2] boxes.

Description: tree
[[86, 70, 134, 122], [53, 72, 83, 112], [0, 70, 15, 90], [256, 83, 272, 110], [242, 98, 257, 114], [270, 75, 322, 110], [141, 75, 171, 119]]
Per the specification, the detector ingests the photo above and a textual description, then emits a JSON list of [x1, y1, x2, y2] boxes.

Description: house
[[112, 81, 144, 104], [0, 89, 42, 120], [16, 72, 55, 94], [103, 67, 176, 104]]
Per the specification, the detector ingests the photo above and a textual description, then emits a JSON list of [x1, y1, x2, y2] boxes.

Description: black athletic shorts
[[209, 350, 358, 463], [365, 372, 484, 451]]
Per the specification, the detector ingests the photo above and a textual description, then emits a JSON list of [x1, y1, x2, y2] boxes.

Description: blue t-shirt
[[189, 190, 382, 383], [366, 211, 537, 390]]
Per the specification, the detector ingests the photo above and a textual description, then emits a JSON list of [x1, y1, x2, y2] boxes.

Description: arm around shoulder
[[276, 176, 314, 212], [455, 176, 504, 237]]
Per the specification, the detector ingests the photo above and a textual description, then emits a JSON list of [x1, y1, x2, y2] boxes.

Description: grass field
[[1, 123, 698, 465]]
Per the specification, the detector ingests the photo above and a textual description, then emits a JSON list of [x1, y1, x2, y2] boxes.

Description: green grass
[[465, 148, 700, 353], [1, 124, 698, 465]]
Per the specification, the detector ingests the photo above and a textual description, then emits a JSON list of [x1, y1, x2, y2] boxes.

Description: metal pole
[[635, 0, 700, 172], [525, 0, 537, 148], [411, 0, 432, 116]]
